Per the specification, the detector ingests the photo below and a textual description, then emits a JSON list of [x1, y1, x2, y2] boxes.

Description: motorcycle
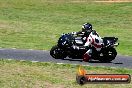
[[50, 32, 119, 62]]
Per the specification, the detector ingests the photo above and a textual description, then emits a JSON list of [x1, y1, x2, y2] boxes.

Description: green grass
[[0, 59, 132, 88], [0, 0, 132, 55]]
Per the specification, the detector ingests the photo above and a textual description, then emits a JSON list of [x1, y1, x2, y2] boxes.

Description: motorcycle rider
[[72, 23, 93, 42], [72, 23, 95, 48], [83, 30, 103, 62], [72, 23, 103, 62]]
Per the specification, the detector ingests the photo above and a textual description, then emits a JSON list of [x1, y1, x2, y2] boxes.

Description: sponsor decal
[[76, 65, 131, 85]]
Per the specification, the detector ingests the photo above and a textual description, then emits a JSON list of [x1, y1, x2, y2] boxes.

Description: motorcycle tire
[[50, 45, 67, 59], [99, 48, 117, 63]]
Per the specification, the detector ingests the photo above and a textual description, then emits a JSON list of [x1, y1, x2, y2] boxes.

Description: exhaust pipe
[[114, 43, 119, 47]]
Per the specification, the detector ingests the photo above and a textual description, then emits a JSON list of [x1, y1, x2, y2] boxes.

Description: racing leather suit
[[83, 30, 103, 62], [72, 30, 94, 43]]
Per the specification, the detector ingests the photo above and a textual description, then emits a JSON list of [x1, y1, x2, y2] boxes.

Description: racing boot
[[83, 53, 90, 62]]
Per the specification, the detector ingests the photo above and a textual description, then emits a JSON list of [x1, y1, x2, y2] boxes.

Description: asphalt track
[[0, 48, 132, 69]]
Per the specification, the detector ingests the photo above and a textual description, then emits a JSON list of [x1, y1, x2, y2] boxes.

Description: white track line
[[31, 61, 39, 63], [12, 48, 16, 49]]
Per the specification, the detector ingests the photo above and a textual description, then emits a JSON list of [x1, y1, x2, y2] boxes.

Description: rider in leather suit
[[72, 23, 93, 43], [83, 30, 103, 62], [72, 23, 103, 62]]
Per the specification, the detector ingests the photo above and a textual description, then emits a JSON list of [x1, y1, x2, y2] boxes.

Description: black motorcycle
[[50, 33, 119, 62]]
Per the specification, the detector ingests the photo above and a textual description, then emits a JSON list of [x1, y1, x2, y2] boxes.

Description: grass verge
[[0, 0, 132, 55], [0, 59, 132, 88]]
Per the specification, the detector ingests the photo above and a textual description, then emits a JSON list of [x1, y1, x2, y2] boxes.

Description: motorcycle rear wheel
[[99, 48, 117, 63]]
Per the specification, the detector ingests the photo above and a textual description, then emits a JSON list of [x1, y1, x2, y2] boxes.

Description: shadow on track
[[63, 58, 83, 62], [57, 57, 123, 64], [113, 62, 123, 64], [89, 60, 112, 63], [62, 58, 115, 63]]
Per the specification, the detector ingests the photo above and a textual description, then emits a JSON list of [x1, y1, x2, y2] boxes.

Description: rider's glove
[[71, 32, 77, 35], [83, 37, 86, 41]]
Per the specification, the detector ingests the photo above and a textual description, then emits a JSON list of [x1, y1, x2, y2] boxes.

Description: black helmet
[[82, 23, 92, 32]]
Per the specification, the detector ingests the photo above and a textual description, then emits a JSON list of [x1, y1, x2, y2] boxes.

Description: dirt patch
[[0, 22, 13, 30], [95, 0, 132, 3]]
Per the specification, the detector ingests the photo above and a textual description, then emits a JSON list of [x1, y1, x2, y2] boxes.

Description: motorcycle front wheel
[[50, 45, 67, 59]]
